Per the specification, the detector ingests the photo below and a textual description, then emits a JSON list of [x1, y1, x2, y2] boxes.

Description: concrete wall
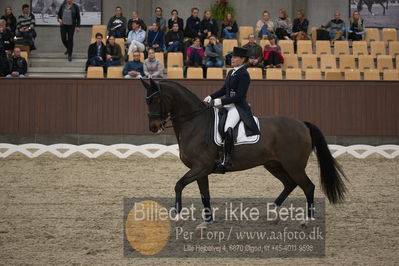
[[2, 0, 350, 53], [306, 0, 350, 29]]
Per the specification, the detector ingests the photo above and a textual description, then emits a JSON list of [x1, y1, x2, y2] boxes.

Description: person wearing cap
[[203, 46, 260, 171]]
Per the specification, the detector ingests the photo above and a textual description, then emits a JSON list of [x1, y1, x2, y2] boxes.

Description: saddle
[[214, 108, 260, 146]]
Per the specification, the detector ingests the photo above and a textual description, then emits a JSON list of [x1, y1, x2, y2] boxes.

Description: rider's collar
[[232, 64, 245, 74], [233, 64, 245, 72]]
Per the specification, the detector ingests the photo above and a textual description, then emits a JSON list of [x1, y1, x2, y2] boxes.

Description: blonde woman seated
[[143, 48, 163, 78]]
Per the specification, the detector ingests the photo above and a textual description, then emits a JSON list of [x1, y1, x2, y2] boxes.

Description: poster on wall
[[350, 0, 399, 28], [31, 0, 102, 25]]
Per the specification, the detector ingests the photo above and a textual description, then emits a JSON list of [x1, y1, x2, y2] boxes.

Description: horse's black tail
[[304, 121, 347, 204]]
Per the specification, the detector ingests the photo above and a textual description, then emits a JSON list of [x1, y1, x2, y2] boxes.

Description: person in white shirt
[[127, 20, 146, 53]]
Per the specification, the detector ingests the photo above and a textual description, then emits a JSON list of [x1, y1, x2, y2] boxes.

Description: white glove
[[203, 95, 212, 103], [214, 98, 222, 106]]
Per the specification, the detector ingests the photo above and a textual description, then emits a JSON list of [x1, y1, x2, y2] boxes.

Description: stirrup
[[213, 163, 226, 174]]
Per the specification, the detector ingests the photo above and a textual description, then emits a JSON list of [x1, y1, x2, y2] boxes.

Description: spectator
[[1, 6, 17, 35], [165, 22, 184, 52], [205, 35, 223, 67], [291, 10, 308, 41], [274, 8, 292, 40], [150, 7, 166, 32], [0, 19, 14, 54], [320, 12, 346, 41], [0, 46, 8, 77], [144, 48, 163, 78], [123, 51, 144, 78], [6, 47, 27, 78], [147, 22, 164, 52], [105, 35, 122, 69], [127, 11, 147, 32], [168, 9, 184, 32], [263, 35, 284, 68], [243, 34, 263, 68], [348, 11, 365, 41], [86, 33, 106, 69], [107, 6, 127, 38], [184, 7, 201, 39], [186, 37, 204, 67], [57, 0, 81, 62], [256, 10, 275, 39], [221, 12, 238, 39], [200, 10, 218, 40], [16, 4, 36, 50], [127, 21, 146, 54]]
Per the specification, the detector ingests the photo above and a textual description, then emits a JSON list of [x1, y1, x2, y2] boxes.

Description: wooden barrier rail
[[0, 79, 398, 136]]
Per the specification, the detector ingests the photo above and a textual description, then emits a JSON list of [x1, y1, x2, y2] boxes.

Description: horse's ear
[[140, 78, 151, 91], [150, 78, 160, 91]]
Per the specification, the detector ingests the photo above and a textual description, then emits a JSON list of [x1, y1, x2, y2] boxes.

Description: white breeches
[[128, 40, 145, 53], [224, 104, 240, 132]]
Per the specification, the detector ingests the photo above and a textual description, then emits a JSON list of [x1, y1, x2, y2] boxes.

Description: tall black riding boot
[[221, 127, 234, 167]]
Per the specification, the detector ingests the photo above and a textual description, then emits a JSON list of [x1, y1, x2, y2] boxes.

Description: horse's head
[[140, 78, 170, 133]]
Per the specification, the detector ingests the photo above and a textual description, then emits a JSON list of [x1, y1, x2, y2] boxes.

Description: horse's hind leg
[[367, 3, 374, 15], [264, 161, 297, 207], [283, 166, 315, 220]]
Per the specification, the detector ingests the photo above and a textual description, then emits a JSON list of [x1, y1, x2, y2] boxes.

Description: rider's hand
[[213, 98, 222, 108], [203, 95, 212, 103]]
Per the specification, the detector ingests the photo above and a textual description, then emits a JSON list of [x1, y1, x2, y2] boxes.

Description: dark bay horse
[[357, 0, 389, 16], [140, 79, 346, 228]]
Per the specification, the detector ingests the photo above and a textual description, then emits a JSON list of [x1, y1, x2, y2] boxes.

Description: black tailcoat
[[210, 66, 260, 136]]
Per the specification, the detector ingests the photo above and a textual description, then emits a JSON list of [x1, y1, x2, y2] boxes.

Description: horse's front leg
[[380, 2, 386, 15], [174, 168, 211, 224]]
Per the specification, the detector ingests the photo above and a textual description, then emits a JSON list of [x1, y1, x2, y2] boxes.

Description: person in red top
[[263, 35, 284, 68], [186, 37, 204, 67]]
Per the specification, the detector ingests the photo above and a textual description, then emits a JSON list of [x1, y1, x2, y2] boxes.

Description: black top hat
[[232, 47, 249, 57]]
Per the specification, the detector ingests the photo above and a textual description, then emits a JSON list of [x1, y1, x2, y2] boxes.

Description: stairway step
[[30, 58, 86, 63], [29, 67, 85, 73], [30, 58, 86, 68], [26, 73, 86, 78], [29, 52, 87, 59]]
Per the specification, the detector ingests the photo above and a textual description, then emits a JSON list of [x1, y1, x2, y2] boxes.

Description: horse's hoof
[[270, 216, 280, 224], [300, 218, 315, 228], [176, 219, 185, 226], [268, 203, 280, 224], [174, 214, 185, 226], [195, 220, 214, 230]]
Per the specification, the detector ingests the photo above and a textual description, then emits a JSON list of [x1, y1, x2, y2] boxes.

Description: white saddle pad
[[214, 108, 260, 146]]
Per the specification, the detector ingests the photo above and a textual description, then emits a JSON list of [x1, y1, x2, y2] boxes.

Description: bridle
[[146, 81, 211, 131], [146, 85, 170, 130]]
